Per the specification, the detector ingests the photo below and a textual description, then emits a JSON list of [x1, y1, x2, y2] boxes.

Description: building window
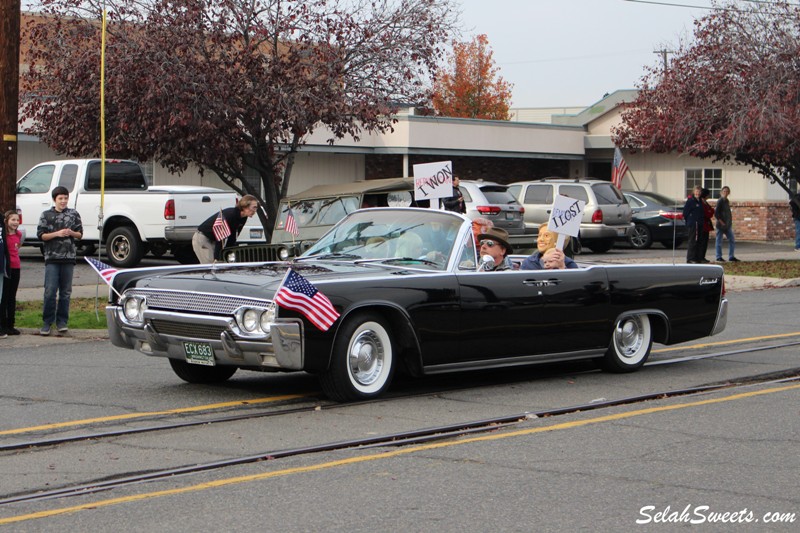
[[685, 168, 722, 199]]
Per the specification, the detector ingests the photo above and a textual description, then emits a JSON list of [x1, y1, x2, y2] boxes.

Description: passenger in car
[[520, 223, 578, 270], [542, 247, 568, 270], [477, 227, 512, 271]]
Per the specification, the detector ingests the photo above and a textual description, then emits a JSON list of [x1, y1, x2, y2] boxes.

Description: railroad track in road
[[1, 339, 799, 508], [4, 337, 799, 454]]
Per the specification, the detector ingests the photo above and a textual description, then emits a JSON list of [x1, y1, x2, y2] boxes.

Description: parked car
[[457, 180, 525, 235], [507, 179, 633, 253], [225, 177, 416, 262], [107, 207, 728, 402], [622, 190, 688, 250]]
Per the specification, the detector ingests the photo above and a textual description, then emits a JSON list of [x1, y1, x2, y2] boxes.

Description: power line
[[622, 0, 800, 10]]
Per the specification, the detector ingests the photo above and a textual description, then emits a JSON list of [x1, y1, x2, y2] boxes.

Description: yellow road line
[[4, 331, 798, 437], [2, 383, 798, 526], [652, 331, 800, 353], [0, 394, 310, 436]]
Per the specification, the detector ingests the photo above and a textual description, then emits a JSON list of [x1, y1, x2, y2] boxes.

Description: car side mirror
[[478, 255, 495, 271]]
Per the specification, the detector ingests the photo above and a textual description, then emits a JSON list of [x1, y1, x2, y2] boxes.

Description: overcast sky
[[457, 0, 716, 108]]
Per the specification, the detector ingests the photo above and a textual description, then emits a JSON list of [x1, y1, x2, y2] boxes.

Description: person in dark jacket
[[714, 186, 738, 262], [192, 195, 259, 263], [791, 193, 800, 251], [682, 186, 705, 263], [441, 176, 466, 214]]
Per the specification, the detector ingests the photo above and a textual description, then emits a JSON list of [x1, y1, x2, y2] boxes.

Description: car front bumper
[[107, 306, 305, 370]]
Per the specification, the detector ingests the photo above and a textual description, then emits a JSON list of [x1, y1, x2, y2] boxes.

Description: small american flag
[[274, 269, 339, 331], [212, 209, 231, 241], [284, 207, 299, 236], [611, 147, 629, 189], [84, 256, 119, 285]]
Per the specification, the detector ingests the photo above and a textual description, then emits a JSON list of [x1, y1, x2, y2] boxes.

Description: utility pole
[[653, 48, 674, 72], [0, 0, 21, 213]]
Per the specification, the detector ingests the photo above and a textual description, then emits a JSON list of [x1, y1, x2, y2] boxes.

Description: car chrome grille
[[149, 320, 231, 340], [123, 289, 271, 315]]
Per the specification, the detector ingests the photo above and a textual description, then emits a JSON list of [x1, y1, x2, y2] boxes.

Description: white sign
[[412, 161, 453, 202], [548, 194, 586, 250]]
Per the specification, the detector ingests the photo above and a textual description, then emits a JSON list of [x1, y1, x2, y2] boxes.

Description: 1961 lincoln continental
[[107, 208, 728, 401]]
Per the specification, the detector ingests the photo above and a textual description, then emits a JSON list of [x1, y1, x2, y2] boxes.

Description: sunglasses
[[479, 239, 499, 247]]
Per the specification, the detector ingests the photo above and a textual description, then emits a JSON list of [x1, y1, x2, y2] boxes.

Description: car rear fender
[[613, 309, 670, 345], [329, 302, 424, 377]]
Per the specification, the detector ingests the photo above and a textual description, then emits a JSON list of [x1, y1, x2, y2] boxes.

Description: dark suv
[[507, 179, 633, 253]]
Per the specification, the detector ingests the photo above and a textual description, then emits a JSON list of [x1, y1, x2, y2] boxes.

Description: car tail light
[[476, 206, 501, 215], [17, 209, 22, 225], [164, 199, 175, 220], [591, 209, 603, 224], [519, 207, 525, 214], [660, 211, 683, 220]]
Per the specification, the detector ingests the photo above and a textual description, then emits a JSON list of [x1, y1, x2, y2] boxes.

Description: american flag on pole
[[284, 207, 299, 237], [84, 256, 119, 285], [273, 269, 340, 331], [212, 209, 231, 241], [611, 147, 629, 189]]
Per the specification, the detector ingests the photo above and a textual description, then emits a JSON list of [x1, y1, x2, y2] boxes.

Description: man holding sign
[[520, 194, 584, 270]]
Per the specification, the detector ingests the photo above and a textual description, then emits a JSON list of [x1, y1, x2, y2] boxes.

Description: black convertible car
[[107, 208, 728, 401]]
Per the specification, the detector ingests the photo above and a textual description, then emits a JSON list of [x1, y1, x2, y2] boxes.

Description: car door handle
[[523, 279, 561, 286]]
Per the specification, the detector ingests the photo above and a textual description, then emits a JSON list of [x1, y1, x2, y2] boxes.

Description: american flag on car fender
[[274, 269, 339, 331], [84, 256, 119, 285]]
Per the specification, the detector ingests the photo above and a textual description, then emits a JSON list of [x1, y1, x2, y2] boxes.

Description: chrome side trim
[[423, 349, 605, 375]]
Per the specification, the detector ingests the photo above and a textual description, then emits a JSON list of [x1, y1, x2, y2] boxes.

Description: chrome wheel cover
[[347, 323, 389, 390], [614, 316, 646, 362]]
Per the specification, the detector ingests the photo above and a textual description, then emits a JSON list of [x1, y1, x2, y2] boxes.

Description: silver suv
[[458, 180, 525, 236], [507, 179, 633, 253]]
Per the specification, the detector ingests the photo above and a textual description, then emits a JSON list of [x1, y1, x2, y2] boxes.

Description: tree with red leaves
[[613, 1, 800, 196], [21, 0, 458, 234], [432, 34, 512, 120]]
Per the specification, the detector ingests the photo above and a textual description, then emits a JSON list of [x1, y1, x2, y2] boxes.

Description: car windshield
[[300, 209, 464, 270]]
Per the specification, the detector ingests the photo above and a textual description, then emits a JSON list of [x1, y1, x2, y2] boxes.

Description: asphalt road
[[1, 288, 798, 530]]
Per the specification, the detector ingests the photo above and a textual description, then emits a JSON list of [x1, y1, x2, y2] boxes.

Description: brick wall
[[723, 201, 795, 241]]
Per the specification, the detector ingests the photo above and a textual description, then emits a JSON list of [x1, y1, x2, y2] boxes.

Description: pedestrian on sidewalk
[[683, 186, 705, 263], [1, 211, 24, 336], [791, 193, 800, 251], [714, 186, 739, 262], [37, 186, 83, 336]]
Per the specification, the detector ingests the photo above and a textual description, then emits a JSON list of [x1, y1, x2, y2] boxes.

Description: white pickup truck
[[16, 159, 244, 267]]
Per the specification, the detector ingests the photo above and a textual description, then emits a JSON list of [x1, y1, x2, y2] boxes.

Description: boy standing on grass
[[37, 186, 83, 336]]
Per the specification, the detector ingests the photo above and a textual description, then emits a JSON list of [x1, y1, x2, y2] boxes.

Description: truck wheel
[[106, 226, 144, 268], [169, 359, 237, 384], [173, 244, 199, 264], [77, 243, 97, 256], [586, 239, 614, 253]]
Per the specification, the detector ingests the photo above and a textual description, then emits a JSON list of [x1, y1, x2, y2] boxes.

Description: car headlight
[[278, 247, 290, 261], [242, 309, 259, 332], [260, 306, 275, 332], [122, 296, 146, 324], [226, 251, 237, 262]]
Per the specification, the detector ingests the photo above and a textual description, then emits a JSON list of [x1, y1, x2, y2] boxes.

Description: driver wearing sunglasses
[[477, 227, 512, 271]]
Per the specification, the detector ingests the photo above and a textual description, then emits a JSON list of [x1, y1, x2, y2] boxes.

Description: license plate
[[616, 227, 627, 237], [183, 341, 216, 366], [506, 213, 515, 220], [250, 228, 264, 239]]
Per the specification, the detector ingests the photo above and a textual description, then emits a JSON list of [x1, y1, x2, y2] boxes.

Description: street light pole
[[0, 0, 21, 213]]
